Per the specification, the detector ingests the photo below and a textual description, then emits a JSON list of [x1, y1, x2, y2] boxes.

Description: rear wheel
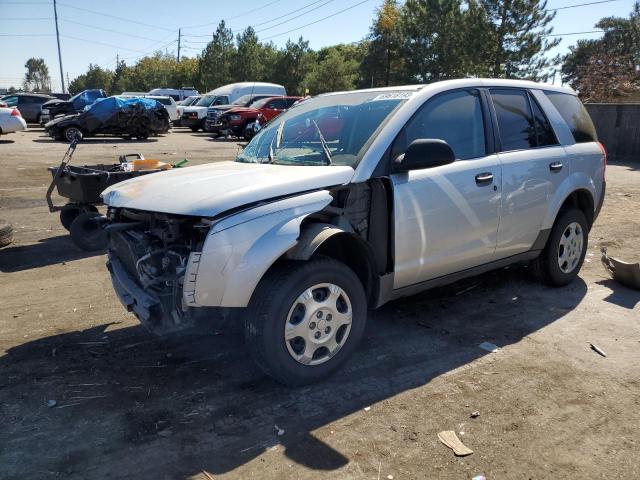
[[69, 212, 107, 251], [190, 126, 199, 132], [245, 257, 367, 386], [532, 208, 588, 286]]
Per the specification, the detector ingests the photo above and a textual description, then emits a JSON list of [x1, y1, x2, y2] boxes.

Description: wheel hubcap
[[557, 221, 584, 274], [284, 283, 352, 366], [66, 128, 79, 141]]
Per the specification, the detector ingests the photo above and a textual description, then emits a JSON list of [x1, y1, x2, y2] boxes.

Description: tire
[[532, 208, 588, 287], [60, 204, 81, 231], [0, 219, 13, 248], [190, 126, 199, 132], [63, 126, 83, 143], [69, 212, 108, 251], [245, 257, 367, 386]]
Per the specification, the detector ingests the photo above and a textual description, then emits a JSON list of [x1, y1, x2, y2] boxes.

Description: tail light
[[597, 142, 607, 180], [11, 108, 21, 117]]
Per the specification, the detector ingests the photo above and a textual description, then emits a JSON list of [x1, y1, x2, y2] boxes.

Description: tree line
[[16, 0, 640, 102]]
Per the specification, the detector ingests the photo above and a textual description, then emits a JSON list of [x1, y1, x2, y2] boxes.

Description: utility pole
[[116, 53, 119, 66], [177, 28, 181, 62], [53, 0, 65, 93]]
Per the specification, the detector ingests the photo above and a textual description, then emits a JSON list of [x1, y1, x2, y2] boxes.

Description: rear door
[[391, 88, 502, 288], [489, 88, 568, 258]]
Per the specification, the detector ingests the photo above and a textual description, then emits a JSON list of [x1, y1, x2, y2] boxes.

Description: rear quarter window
[[544, 91, 597, 143]]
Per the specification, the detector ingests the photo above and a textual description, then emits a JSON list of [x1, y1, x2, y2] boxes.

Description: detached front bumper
[[106, 256, 160, 324]]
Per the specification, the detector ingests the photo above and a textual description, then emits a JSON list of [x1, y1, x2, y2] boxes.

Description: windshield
[[182, 96, 198, 106], [236, 90, 410, 167], [232, 95, 253, 106], [195, 95, 218, 107], [249, 98, 271, 109]]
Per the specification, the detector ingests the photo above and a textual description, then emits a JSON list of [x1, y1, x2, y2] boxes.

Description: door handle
[[475, 172, 493, 185], [549, 161, 563, 172]]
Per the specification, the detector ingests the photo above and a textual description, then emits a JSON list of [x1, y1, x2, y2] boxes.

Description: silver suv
[[102, 79, 606, 385]]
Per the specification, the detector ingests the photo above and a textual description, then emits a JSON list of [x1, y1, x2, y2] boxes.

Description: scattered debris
[[275, 425, 285, 436], [590, 343, 607, 357], [387, 475, 394, 480], [364, 406, 371, 412], [601, 247, 640, 290], [201, 471, 215, 480], [479, 342, 499, 353], [46, 399, 57, 408], [438, 430, 473, 456], [470, 411, 480, 418], [472, 475, 487, 480], [455, 283, 480, 296]]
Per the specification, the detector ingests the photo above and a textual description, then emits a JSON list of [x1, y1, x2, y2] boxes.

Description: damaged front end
[[105, 208, 210, 334]]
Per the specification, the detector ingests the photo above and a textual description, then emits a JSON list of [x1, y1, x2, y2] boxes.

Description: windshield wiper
[[311, 119, 332, 165], [264, 120, 285, 164]]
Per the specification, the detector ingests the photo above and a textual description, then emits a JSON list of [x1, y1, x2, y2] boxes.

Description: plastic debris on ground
[[601, 246, 640, 290], [437, 430, 474, 456], [478, 342, 499, 353], [590, 343, 607, 357]]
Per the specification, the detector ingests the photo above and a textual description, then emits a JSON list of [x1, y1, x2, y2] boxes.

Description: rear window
[[545, 91, 597, 143], [491, 89, 536, 151], [155, 98, 172, 105]]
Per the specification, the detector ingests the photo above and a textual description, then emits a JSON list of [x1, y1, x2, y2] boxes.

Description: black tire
[[69, 212, 108, 251], [532, 208, 588, 287], [60, 204, 82, 231], [0, 219, 13, 248], [190, 126, 199, 132], [245, 257, 367, 386], [63, 126, 83, 143]]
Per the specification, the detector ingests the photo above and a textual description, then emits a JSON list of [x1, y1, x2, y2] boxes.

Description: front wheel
[[63, 126, 83, 143], [245, 257, 367, 386], [532, 208, 588, 286]]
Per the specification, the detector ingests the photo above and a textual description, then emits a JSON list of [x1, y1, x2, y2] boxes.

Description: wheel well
[[312, 233, 378, 306], [559, 189, 595, 228]]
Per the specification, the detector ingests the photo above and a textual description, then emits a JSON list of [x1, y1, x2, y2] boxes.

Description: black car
[[44, 96, 169, 142], [0, 93, 54, 123], [40, 89, 106, 124]]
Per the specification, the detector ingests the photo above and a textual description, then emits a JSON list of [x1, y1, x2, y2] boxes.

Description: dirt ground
[[1, 127, 639, 480]]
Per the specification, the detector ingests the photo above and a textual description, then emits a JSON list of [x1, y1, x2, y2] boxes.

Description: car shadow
[[595, 279, 640, 309], [0, 235, 103, 272], [32, 137, 160, 144], [0, 267, 588, 478], [0, 139, 15, 144]]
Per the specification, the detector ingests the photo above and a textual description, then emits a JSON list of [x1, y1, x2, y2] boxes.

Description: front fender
[[542, 171, 596, 230], [184, 190, 333, 308]]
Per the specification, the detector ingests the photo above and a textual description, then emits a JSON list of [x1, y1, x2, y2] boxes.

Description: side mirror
[[394, 139, 455, 172]]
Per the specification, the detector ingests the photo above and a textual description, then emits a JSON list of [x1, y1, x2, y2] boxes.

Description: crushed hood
[[101, 161, 354, 217]]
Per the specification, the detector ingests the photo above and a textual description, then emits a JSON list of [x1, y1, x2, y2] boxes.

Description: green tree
[[361, 0, 405, 87], [305, 47, 360, 94], [68, 64, 113, 94], [481, 0, 560, 79], [198, 20, 236, 91], [23, 57, 51, 92], [271, 37, 316, 95], [233, 27, 264, 81], [109, 60, 131, 94]]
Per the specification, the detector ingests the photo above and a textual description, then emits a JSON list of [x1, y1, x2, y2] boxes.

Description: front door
[[391, 89, 502, 289]]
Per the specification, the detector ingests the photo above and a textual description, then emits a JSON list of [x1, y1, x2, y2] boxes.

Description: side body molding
[[184, 190, 333, 308]]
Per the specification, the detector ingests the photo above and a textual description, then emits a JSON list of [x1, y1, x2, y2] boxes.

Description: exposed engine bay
[[106, 207, 209, 334]]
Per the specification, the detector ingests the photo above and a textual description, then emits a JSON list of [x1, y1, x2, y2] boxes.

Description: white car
[[0, 107, 27, 136]]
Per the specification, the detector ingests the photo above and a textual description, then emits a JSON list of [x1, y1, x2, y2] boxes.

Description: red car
[[216, 96, 301, 139]]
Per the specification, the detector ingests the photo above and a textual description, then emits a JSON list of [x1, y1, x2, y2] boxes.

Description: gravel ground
[[0, 127, 638, 480]]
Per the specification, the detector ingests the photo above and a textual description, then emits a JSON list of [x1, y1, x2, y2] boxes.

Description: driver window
[[405, 89, 486, 160]]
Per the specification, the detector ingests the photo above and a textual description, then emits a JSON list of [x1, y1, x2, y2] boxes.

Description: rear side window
[[490, 89, 536, 151], [545, 91, 597, 143], [529, 94, 557, 147], [285, 98, 298, 107], [405, 89, 486, 160]]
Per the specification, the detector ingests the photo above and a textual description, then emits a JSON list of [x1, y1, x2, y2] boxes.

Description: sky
[[0, 0, 637, 92]]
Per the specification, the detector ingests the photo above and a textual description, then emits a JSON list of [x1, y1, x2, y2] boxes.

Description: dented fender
[[183, 190, 333, 308]]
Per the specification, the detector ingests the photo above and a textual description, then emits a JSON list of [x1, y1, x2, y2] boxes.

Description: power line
[[261, 0, 373, 41], [61, 35, 148, 53], [255, 0, 337, 33], [56, 1, 175, 32], [183, 0, 283, 29], [550, 0, 619, 10], [59, 18, 168, 42]]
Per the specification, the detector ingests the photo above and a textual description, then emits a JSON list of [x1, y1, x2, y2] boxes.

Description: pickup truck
[[215, 96, 302, 139], [101, 79, 606, 386]]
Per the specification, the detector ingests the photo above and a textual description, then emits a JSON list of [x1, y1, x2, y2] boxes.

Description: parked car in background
[[215, 96, 301, 139], [175, 95, 200, 127], [0, 93, 54, 123], [48, 92, 71, 101], [183, 82, 285, 132], [148, 87, 198, 101], [0, 107, 27, 135], [40, 89, 107, 124], [101, 79, 605, 386], [45, 96, 169, 142], [120, 94, 178, 123]]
